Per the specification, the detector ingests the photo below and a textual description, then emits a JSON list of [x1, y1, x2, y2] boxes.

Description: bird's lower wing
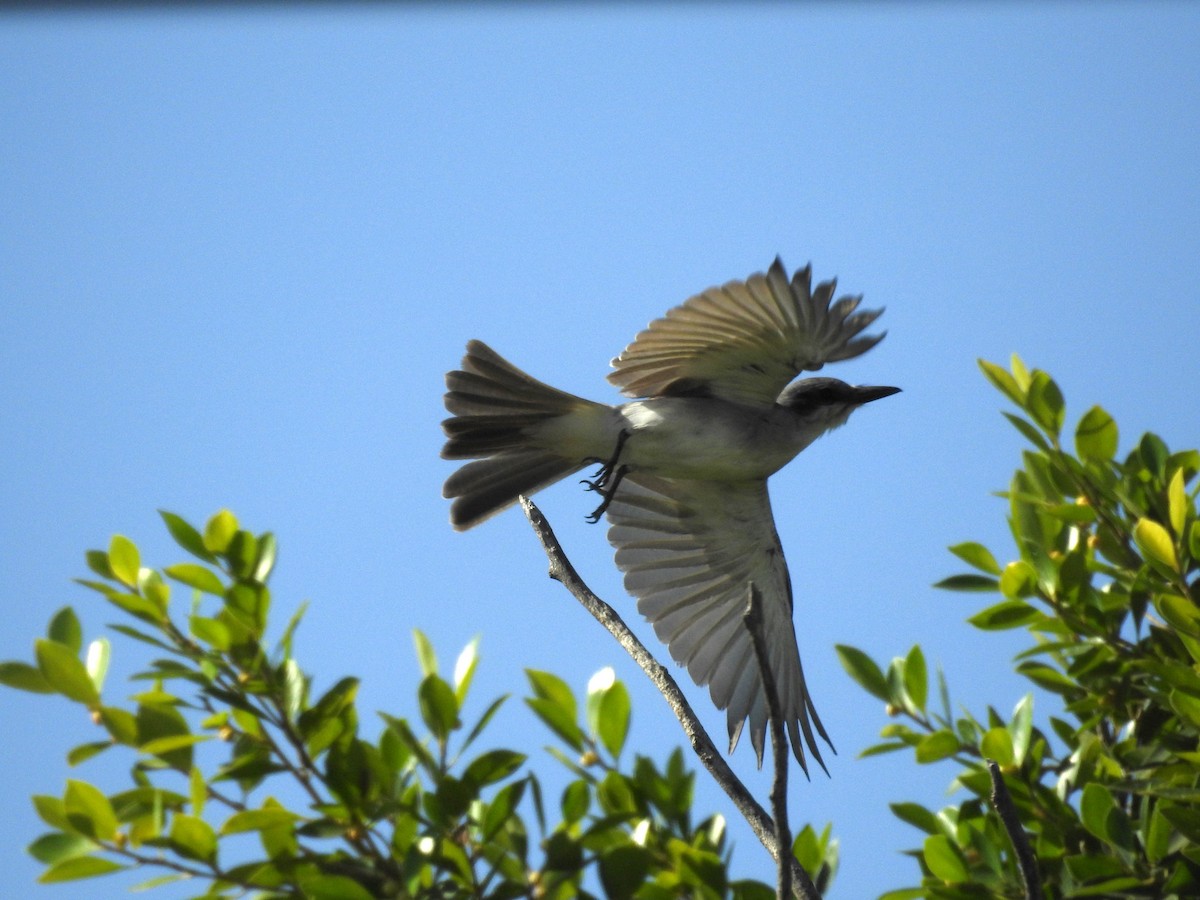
[[604, 473, 832, 774]]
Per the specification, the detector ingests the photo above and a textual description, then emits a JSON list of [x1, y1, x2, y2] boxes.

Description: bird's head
[[777, 377, 901, 434]]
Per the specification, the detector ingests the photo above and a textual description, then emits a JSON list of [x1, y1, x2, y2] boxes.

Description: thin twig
[[521, 497, 821, 900], [986, 759, 1043, 900], [744, 584, 793, 900]]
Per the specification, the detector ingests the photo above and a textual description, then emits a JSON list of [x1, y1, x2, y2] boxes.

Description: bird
[[440, 258, 898, 775]]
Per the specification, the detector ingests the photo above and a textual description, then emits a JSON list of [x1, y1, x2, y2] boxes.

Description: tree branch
[[744, 584, 794, 900], [521, 497, 821, 900], [986, 759, 1043, 900]]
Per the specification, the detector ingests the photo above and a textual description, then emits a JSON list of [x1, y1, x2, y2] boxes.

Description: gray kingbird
[[441, 259, 898, 774]]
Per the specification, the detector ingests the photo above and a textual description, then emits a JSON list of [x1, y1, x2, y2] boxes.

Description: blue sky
[[2, 5, 1198, 898]]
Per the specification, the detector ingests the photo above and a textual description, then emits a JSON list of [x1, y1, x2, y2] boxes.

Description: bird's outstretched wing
[[608, 258, 884, 407], [605, 473, 832, 774]]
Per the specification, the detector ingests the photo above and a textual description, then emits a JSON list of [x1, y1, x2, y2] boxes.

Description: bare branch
[[987, 759, 1043, 900], [744, 584, 793, 900], [521, 496, 821, 900]]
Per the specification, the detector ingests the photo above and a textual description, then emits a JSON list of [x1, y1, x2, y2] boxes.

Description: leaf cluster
[[1, 510, 813, 898], [838, 356, 1200, 898]]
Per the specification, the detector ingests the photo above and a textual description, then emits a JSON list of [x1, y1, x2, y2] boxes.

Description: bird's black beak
[[853, 385, 901, 404]]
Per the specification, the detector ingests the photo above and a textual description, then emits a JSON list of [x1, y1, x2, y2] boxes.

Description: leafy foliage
[[1, 510, 827, 897], [839, 356, 1200, 898]]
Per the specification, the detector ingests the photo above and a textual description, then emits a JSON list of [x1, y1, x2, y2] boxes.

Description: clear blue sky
[[2, 5, 1198, 898]]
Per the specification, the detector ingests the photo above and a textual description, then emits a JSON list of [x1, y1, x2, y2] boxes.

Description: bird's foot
[[584, 465, 630, 523], [579, 430, 630, 523]]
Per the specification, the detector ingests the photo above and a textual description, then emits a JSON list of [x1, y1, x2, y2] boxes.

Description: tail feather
[[441, 341, 604, 529], [445, 450, 584, 530]]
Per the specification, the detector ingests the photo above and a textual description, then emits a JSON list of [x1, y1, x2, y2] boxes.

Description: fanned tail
[[442, 341, 606, 530]]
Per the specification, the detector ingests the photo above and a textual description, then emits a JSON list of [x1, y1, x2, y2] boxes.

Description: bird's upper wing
[[608, 258, 884, 407], [605, 472, 832, 773]]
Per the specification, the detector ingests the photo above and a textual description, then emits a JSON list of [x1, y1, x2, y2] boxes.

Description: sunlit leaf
[[903, 646, 927, 713], [1134, 517, 1177, 572], [915, 730, 960, 764], [64, 780, 119, 841], [164, 564, 225, 596], [39, 855, 126, 883], [1075, 405, 1118, 461], [978, 359, 1024, 406], [1026, 370, 1064, 437], [85, 639, 110, 695], [835, 645, 890, 702], [202, 509, 238, 554], [108, 535, 140, 588], [36, 639, 99, 705], [923, 834, 968, 882], [947, 542, 1001, 575], [159, 510, 216, 562], [412, 629, 437, 676]]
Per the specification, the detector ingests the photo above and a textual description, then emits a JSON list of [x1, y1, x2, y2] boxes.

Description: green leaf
[[903, 645, 927, 713], [252, 532, 277, 583], [164, 563, 225, 596], [84, 639, 110, 696], [64, 780, 119, 841], [1169, 468, 1189, 536], [412, 629, 438, 676], [1009, 694, 1033, 765], [1003, 412, 1052, 451], [1170, 690, 1200, 728], [835, 645, 890, 701], [915, 730, 960, 764], [27, 832, 96, 865], [0, 660, 54, 693], [202, 509, 238, 554], [189, 616, 231, 650], [85, 550, 115, 580], [932, 574, 1000, 592], [108, 535, 140, 588], [923, 834, 968, 882], [189, 765, 205, 817], [295, 873, 375, 900], [598, 844, 651, 898], [463, 749, 526, 788], [418, 674, 459, 740], [220, 807, 301, 835], [889, 802, 940, 834], [561, 780, 590, 824], [1075, 405, 1119, 461], [597, 681, 631, 758], [47, 607, 83, 654], [1081, 782, 1116, 842], [98, 707, 138, 744], [998, 561, 1038, 599], [169, 813, 217, 862], [1134, 517, 1178, 572], [1158, 593, 1200, 637], [39, 855, 126, 883], [159, 510, 216, 562], [453, 636, 480, 703], [137, 703, 193, 772], [947, 542, 1001, 575], [968, 599, 1040, 630], [67, 741, 113, 766], [1026, 370, 1065, 437], [978, 359, 1024, 406], [980, 727, 1014, 767], [527, 698, 585, 751], [36, 639, 99, 705]]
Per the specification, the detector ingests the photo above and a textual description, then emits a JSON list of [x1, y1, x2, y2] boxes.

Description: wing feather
[[608, 258, 885, 406], [605, 473, 832, 773]]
